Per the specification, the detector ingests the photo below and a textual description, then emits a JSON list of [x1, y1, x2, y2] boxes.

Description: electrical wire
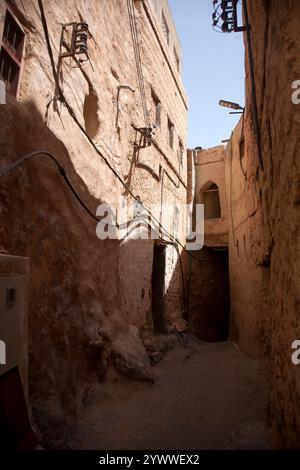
[[1, 155, 188, 318], [0, 150, 188, 311], [125, 0, 190, 309], [30, 0, 218, 281], [40, 0, 224, 264], [37, 0, 175, 242], [0, 148, 219, 270], [126, 0, 149, 127], [0, 148, 224, 270], [0, 151, 110, 225], [0, 150, 177, 238]]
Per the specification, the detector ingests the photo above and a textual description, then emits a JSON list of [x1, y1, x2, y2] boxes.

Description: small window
[[151, 88, 161, 127], [173, 47, 179, 72], [178, 138, 184, 165], [0, 9, 25, 97], [6, 287, 16, 307], [161, 11, 169, 45], [168, 117, 174, 149], [203, 183, 221, 220]]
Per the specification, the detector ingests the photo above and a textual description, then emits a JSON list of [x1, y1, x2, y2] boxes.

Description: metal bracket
[[54, 21, 94, 103], [132, 124, 156, 150], [212, 0, 247, 33], [59, 22, 91, 62]]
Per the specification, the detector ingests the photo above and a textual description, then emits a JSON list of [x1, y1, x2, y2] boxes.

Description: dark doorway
[[151, 243, 166, 334], [188, 247, 230, 341]]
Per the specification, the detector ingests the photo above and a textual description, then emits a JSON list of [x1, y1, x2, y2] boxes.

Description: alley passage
[[73, 340, 271, 450]]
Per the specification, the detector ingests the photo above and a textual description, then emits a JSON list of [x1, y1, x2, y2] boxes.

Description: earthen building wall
[[0, 0, 188, 429], [225, 0, 300, 447]]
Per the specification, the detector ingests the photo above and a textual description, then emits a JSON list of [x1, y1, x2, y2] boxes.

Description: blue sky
[[169, 0, 245, 149]]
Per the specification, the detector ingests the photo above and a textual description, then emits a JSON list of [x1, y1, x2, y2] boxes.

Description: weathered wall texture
[[225, 0, 300, 448], [0, 0, 188, 442], [224, 119, 263, 357], [195, 146, 228, 248], [150, 0, 181, 73]]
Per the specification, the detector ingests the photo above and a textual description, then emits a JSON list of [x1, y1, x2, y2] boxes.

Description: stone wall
[[224, 118, 263, 357], [149, 0, 181, 74], [225, 0, 300, 448], [0, 0, 188, 441]]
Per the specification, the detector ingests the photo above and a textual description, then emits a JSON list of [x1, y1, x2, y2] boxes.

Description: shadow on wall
[[0, 96, 189, 448], [0, 96, 121, 446]]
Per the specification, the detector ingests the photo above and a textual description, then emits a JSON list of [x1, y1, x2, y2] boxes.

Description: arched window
[[203, 182, 221, 220]]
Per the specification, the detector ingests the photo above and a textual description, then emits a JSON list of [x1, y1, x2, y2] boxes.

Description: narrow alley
[[0, 0, 300, 461], [72, 338, 271, 450]]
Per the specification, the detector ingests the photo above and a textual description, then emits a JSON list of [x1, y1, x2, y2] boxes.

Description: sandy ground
[[72, 340, 272, 450]]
